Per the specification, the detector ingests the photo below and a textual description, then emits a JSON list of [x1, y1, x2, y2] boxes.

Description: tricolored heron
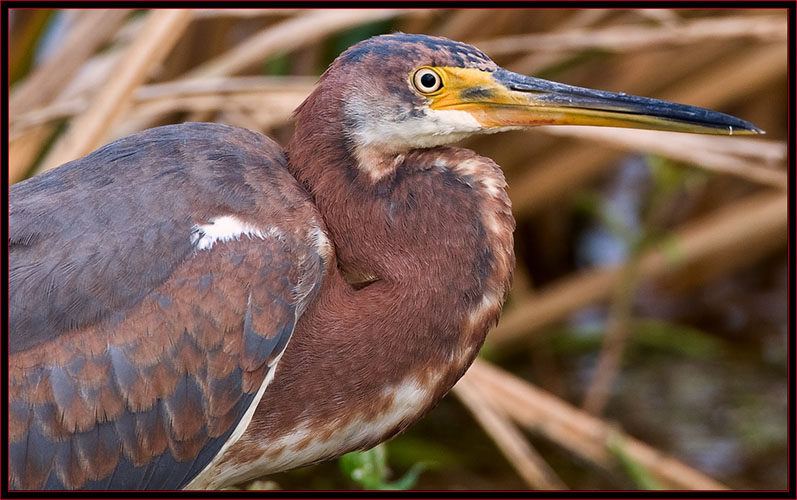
[[9, 33, 761, 490]]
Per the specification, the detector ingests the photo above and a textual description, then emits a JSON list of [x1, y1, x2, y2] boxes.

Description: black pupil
[[420, 72, 437, 89]]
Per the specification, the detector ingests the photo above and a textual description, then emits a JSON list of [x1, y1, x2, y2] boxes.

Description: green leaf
[[631, 318, 725, 360], [381, 462, 427, 491], [608, 432, 664, 490], [340, 445, 388, 490], [339, 443, 426, 490], [263, 52, 290, 76], [653, 233, 685, 267]]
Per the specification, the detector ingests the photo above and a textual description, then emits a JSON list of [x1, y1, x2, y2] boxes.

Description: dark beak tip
[[740, 123, 766, 135]]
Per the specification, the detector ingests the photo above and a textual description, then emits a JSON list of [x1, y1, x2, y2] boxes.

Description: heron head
[[296, 33, 762, 180]]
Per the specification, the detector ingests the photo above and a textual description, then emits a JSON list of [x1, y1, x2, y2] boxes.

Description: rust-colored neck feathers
[[216, 36, 515, 488], [285, 62, 516, 382], [282, 77, 515, 408]]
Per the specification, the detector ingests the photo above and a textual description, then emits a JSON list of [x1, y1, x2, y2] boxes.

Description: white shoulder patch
[[191, 215, 274, 251]]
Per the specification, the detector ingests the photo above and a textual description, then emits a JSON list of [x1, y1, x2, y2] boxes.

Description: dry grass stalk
[[555, 9, 613, 30], [36, 9, 194, 174], [9, 10, 132, 115], [504, 9, 613, 73], [437, 10, 497, 40], [193, 9, 304, 19], [184, 9, 410, 79], [128, 92, 302, 123], [453, 377, 567, 490], [9, 124, 56, 184], [11, 76, 317, 138], [464, 359, 729, 490], [542, 128, 787, 189], [135, 75, 316, 99], [117, 92, 310, 140], [507, 145, 621, 216], [9, 10, 133, 183], [660, 44, 786, 111], [491, 192, 787, 346], [11, 98, 87, 137], [142, 94, 288, 122], [476, 14, 786, 55], [633, 9, 680, 25], [217, 108, 263, 132], [581, 256, 640, 416], [131, 77, 313, 128], [55, 44, 131, 103], [9, 10, 53, 85]]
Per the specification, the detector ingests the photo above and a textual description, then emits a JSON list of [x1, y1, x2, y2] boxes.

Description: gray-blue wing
[[9, 123, 327, 490]]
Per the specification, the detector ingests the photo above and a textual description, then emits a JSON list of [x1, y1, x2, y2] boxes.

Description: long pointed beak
[[433, 67, 763, 135]]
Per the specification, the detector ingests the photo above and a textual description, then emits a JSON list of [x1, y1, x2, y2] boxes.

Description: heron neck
[[286, 92, 514, 289], [286, 106, 400, 281]]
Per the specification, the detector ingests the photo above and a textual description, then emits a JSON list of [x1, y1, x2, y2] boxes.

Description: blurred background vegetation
[[8, 8, 788, 491]]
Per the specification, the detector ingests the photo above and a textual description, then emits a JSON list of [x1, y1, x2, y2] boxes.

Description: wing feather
[[9, 123, 327, 490]]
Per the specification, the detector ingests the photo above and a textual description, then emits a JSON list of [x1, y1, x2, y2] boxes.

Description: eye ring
[[412, 67, 443, 94]]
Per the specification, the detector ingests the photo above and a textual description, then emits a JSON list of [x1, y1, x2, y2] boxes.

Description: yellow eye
[[412, 68, 443, 94]]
